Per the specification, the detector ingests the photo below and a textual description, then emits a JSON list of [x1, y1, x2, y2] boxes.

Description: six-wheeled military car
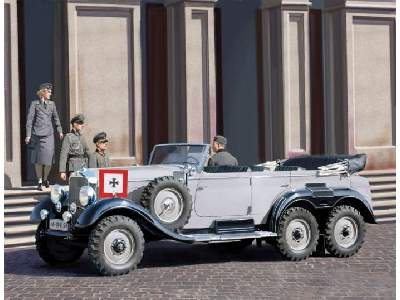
[[31, 143, 375, 275]]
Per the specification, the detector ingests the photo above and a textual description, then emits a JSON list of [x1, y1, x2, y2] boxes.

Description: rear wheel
[[325, 205, 365, 257], [88, 215, 145, 276], [35, 222, 84, 265], [276, 207, 319, 261]]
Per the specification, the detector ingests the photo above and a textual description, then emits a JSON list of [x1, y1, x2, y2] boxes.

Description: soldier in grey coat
[[25, 83, 63, 190], [59, 114, 90, 181], [88, 132, 111, 168], [208, 135, 238, 166]]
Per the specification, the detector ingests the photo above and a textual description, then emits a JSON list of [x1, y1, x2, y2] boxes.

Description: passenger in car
[[207, 135, 238, 166]]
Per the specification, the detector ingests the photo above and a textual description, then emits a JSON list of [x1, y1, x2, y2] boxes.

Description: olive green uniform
[[59, 130, 90, 173], [208, 150, 238, 166], [88, 151, 110, 168]]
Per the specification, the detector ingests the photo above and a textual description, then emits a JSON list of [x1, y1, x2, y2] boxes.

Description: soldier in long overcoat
[[88, 132, 111, 168], [25, 83, 63, 190], [59, 114, 90, 181]]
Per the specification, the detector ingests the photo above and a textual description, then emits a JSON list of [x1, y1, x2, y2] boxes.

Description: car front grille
[[68, 176, 88, 207]]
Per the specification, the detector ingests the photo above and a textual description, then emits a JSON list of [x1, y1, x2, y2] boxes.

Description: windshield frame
[[148, 143, 210, 171]]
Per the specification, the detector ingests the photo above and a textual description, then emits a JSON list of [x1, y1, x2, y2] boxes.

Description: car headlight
[[62, 211, 72, 223], [40, 209, 49, 220], [50, 184, 64, 204], [79, 186, 96, 206]]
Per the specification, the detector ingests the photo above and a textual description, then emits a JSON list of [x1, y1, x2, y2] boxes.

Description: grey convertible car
[[31, 143, 375, 276]]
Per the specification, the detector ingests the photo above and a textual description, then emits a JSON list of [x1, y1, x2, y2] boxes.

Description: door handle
[[280, 184, 289, 187], [197, 186, 205, 191]]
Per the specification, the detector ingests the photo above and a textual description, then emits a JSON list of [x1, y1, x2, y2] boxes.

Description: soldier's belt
[[68, 154, 85, 158]]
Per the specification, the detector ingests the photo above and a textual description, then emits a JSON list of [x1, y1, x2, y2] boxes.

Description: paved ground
[[5, 223, 395, 300]]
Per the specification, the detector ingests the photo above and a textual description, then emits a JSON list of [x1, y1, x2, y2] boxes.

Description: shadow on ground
[[4, 240, 298, 277]]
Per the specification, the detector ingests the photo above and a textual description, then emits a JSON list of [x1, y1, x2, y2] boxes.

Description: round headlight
[[79, 186, 96, 206], [40, 209, 49, 220], [55, 201, 62, 212], [51, 184, 63, 204], [70, 202, 77, 214], [62, 211, 72, 223]]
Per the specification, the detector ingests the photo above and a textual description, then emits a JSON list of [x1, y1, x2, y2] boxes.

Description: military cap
[[70, 114, 85, 125], [213, 135, 227, 145], [93, 132, 108, 144], [38, 83, 52, 91]]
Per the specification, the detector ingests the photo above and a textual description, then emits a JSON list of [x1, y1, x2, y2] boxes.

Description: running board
[[181, 231, 277, 243]]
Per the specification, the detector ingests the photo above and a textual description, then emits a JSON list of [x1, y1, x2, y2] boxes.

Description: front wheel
[[325, 205, 365, 257], [35, 222, 84, 265], [276, 207, 319, 261], [88, 215, 145, 276]]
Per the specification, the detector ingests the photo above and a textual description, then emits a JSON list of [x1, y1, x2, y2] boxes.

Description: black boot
[[44, 180, 50, 189]]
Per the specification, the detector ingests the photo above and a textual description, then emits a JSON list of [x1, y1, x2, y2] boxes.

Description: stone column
[[66, 0, 143, 164], [259, 0, 311, 160], [323, 0, 396, 169], [4, 0, 22, 188], [165, 0, 217, 143]]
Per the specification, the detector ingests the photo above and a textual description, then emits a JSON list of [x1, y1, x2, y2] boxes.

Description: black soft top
[[281, 154, 367, 173]]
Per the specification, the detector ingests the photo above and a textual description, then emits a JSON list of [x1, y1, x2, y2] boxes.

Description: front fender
[[30, 197, 53, 222], [267, 187, 375, 232], [75, 198, 194, 243]]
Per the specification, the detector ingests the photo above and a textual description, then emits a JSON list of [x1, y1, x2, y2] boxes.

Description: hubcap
[[154, 188, 183, 223], [104, 229, 135, 265], [334, 216, 358, 248], [286, 219, 311, 251]]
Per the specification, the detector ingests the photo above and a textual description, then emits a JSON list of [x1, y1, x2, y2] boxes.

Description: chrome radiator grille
[[68, 176, 88, 207]]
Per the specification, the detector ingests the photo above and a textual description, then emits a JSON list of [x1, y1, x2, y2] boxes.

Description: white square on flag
[[103, 173, 124, 194]]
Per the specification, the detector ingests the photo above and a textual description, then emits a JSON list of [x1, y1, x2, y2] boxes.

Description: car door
[[194, 171, 251, 217]]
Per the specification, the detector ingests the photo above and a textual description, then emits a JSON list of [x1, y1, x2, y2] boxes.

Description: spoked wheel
[[277, 207, 319, 261], [325, 205, 365, 257], [88, 215, 145, 276], [35, 221, 84, 265]]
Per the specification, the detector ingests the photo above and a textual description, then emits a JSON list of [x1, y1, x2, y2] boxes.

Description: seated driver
[[208, 135, 238, 166]]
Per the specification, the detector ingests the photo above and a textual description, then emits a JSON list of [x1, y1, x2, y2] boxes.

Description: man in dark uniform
[[59, 114, 90, 181], [25, 83, 63, 190], [208, 135, 238, 166], [88, 132, 110, 168]]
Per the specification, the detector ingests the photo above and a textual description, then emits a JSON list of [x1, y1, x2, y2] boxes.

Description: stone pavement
[[5, 223, 395, 300]]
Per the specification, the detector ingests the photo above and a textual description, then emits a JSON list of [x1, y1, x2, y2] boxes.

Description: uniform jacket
[[89, 151, 110, 168], [26, 99, 62, 137], [208, 149, 238, 166], [59, 130, 90, 172]]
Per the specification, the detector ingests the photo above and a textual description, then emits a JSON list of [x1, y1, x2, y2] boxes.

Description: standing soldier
[[59, 114, 90, 181], [88, 132, 111, 168], [25, 83, 63, 190]]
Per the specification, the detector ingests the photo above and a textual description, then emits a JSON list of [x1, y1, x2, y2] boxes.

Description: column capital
[[323, 0, 395, 11], [260, 0, 311, 10], [165, 0, 217, 7]]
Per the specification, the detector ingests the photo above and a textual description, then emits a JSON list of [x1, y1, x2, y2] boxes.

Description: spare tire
[[140, 176, 192, 230]]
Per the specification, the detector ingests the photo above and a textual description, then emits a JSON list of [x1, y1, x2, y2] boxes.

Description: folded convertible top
[[281, 154, 367, 173]]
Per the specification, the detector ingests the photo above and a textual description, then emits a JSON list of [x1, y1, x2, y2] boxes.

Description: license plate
[[49, 219, 68, 231]]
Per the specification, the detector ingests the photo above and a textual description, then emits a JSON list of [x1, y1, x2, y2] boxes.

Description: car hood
[[87, 164, 186, 181]]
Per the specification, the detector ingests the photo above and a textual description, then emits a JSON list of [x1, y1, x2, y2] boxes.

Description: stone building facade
[[4, 0, 396, 187]]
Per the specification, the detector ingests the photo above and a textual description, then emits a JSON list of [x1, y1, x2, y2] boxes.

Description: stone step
[[367, 176, 396, 184], [360, 169, 396, 177], [5, 215, 37, 226], [370, 184, 396, 192], [374, 208, 396, 218], [4, 206, 34, 217], [4, 236, 36, 248], [373, 200, 396, 209], [375, 216, 396, 224], [4, 224, 38, 236], [371, 191, 396, 200], [4, 197, 40, 209]]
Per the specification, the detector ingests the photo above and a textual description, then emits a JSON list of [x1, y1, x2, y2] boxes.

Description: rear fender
[[266, 187, 375, 232]]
